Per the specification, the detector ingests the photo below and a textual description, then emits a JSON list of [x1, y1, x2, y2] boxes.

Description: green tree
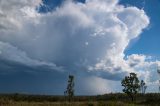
[[121, 72, 140, 101], [64, 75, 74, 101]]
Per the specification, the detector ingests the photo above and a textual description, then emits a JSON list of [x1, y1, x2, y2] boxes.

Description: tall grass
[[1, 93, 160, 106], [0, 101, 136, 106]]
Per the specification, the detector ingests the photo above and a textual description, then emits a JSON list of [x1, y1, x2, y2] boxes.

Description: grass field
[[0, 101, 138, 106], [0, 93, 160, 106]]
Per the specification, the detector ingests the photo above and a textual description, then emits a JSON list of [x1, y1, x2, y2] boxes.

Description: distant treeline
[[0, 93, 160, 103]]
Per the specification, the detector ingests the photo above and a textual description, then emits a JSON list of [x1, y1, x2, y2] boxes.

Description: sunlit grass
[[0, 101, 136, 106]]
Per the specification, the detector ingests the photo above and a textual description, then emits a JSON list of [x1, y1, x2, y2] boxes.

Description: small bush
[[98, 101, 105, 106], [87, 102, 94, 106]]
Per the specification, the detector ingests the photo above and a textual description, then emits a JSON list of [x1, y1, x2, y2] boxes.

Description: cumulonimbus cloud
[[0, 0, 159, 94]]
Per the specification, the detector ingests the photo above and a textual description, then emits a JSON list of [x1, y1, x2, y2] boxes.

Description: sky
[[0, 0, 160, 95]]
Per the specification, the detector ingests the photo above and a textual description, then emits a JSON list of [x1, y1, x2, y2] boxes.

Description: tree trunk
[[129, 94, 134, 101], [131, 96, 133, 101]]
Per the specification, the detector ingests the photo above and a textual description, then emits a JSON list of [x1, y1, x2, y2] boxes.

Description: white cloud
[[0, 0, 159, 94], [0, 0, 41, 31], [126, 54, 160, 84]]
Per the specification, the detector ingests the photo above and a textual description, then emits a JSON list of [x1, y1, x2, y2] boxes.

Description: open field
[[0, 101, 141, 106], [0, 93, 160, 106]]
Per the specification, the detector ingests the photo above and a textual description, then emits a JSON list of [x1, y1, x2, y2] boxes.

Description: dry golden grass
[[0, 101, 143, 106]]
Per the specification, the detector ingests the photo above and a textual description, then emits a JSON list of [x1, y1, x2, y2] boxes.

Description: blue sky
[[0, 0, 160, 95], [121, 0, 160, 58]]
